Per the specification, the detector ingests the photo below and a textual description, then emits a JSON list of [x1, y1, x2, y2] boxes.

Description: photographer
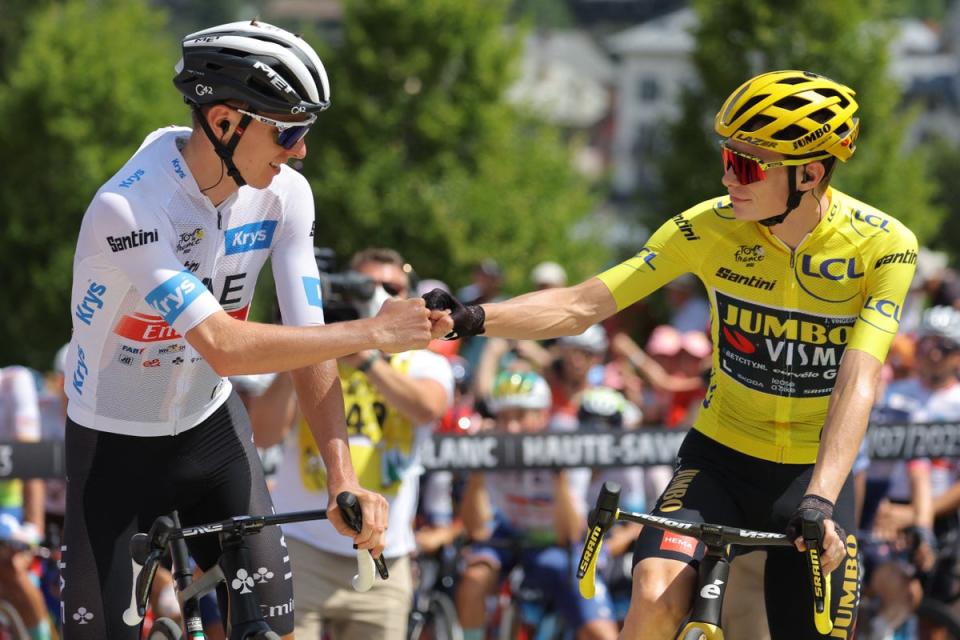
[[253, 248, 453, 639]]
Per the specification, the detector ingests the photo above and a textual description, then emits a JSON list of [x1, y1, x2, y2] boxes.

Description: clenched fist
[[372, 298, 433, 353]]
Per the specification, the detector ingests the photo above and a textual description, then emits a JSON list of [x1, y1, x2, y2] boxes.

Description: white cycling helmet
[[488, 371, 552, 412], [918, 306, 960, 344], [174, 20, 330, 115]]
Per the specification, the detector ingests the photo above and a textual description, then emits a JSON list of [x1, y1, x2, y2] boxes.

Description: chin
[[247, 173, 274, 190]]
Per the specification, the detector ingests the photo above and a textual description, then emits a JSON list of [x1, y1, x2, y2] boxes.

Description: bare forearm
[[911, 467, 934, 529], [189, 313, 385, 377], [290, 363, 357, 489], [807, 352, 881, 502], [363, 360, 447, 424], [481, 278, 617, 340]]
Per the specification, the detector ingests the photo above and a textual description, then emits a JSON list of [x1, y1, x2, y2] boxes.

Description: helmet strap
[[191, 105, 252, 188], [758, 167, 805, 227]]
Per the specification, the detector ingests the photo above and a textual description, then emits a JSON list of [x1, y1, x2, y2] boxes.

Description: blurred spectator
[[457, 258, 504, 305], [862, 306, 960, 634], [547, 325, 610, 427], [577, 386, 646, 515], [901, 249, 960, 335], [457, 260, 507, 379], [664, 274, 711, 333], [644, 325, 711, 428], [530, 261, 568, 290], [0, 365, 54, 639], [253, 247, 453, 640], [456, 371, 618, 640], [41, 345, 69, 540]]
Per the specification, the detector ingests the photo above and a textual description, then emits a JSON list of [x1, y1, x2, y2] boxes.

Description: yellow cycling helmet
[[715, 70, 859, 161]]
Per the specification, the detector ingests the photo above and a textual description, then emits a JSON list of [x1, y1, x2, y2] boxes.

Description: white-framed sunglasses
[[235, 108, 317, 149]]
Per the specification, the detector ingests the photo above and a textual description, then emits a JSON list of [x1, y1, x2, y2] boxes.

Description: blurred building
[[606, 8, 695, 197], [506, 31, 616, 179]]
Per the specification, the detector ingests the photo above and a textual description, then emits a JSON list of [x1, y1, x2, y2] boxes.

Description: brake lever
[[336, 492, 390, 591]]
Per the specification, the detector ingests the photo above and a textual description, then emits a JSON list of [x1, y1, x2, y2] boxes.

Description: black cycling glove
[[422, 288, 486, 339], [786, 494, 845, 550]]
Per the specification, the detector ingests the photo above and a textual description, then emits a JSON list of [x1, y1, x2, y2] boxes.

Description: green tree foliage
[[656, 0, 943, 243], [0, 0, 184, 368], [924, 136, 960, 263], [301, 0, 603, 292], [0, 0, 54, 81]]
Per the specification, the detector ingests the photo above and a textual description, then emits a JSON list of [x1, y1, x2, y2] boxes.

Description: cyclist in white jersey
[[62, 21, 444, 640]]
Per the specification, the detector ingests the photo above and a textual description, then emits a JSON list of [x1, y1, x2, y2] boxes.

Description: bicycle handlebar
[[577, 482, 833, 633], [127, 491, 388, 622]]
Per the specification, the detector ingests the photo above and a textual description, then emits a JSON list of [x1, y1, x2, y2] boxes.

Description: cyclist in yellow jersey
[[425, 70, 918, 639]]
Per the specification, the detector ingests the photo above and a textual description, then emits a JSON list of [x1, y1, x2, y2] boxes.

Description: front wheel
[[147, 617, 183, 640], [426, 591, 463, 640]]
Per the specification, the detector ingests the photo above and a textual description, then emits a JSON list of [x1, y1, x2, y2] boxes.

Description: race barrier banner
[[2, 422, 959, 477]]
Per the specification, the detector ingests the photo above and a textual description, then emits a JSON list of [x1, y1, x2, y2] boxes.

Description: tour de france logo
[[734, 244, 764, 267]]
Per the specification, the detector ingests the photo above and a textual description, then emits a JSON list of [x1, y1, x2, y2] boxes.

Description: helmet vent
[[777, 77, 808, 85], [773, 96, 808, 111], [730, 94, 767, 123], [772, 124, 806, 141], [742, 114, 774, 132], [809, 108, 833, 124]]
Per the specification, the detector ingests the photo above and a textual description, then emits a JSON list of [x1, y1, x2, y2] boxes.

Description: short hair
[[349, 247, 407, 270]]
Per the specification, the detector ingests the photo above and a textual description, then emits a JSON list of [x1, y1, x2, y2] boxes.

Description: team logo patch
[[225, 221, 278, 255], [145, 271, 205, 325], [660, 532, 698, 557], [716, 291, 855, 398]]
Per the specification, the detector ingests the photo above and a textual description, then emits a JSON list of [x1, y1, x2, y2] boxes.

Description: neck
[[768, 190, 830, 249], [181, 130, 240, 207]]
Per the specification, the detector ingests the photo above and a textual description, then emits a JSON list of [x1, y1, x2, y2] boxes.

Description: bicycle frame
[[577, 482, 831, 639]]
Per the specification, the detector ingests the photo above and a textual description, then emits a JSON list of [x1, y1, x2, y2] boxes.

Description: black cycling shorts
[[633, 429, 860, 640], [61, 393, 293, 639]]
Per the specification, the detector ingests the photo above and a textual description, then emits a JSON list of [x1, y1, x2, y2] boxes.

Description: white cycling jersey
[[66, 127, 325, 436]]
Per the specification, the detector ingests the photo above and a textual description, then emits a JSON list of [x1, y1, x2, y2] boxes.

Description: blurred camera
[[314, 247, 376, 323]]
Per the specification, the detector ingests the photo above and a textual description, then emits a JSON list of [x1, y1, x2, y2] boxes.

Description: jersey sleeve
[[407, 351, 455, 406], [595, 208, 706, 311], [847, 223, 919, 360], [89, 192, 222, 335], [272, 174, 326, 327], [3, 367, 40, 442]]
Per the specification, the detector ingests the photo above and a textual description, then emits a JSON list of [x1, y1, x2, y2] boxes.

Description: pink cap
[[681, 331, 712, 359], [646, 325, 712, 358], [646, 325, 682, 356]]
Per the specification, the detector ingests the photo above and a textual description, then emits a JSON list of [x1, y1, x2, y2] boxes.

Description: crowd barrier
[[6, 421, 960, 478]]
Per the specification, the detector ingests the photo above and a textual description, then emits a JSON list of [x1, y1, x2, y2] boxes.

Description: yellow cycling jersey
[[598, 188, 918, 464]]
